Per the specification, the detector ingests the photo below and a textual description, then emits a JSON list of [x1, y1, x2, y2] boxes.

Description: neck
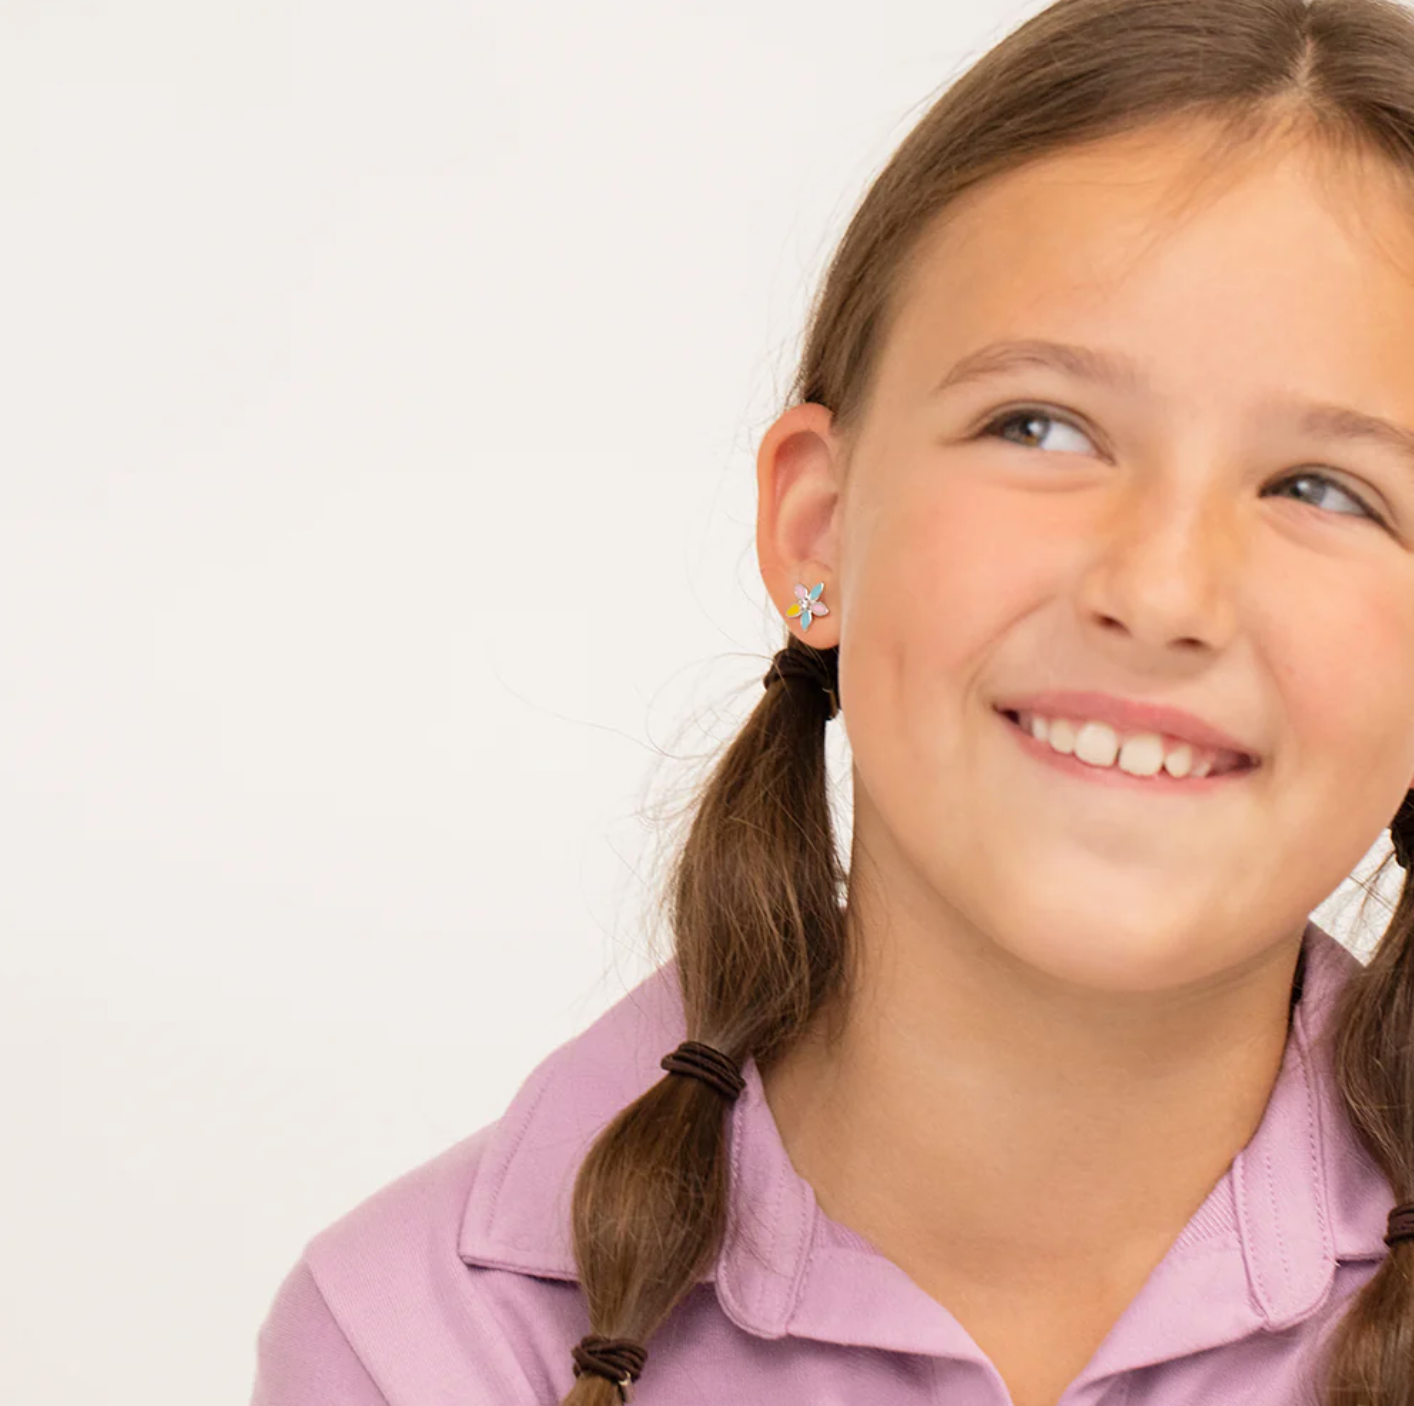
[[758, 862, 1303, 1293]]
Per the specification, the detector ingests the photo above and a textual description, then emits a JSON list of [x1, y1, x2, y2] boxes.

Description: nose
[[1072, 474, 1241, 655]]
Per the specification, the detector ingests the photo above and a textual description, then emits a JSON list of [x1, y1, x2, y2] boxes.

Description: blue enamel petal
[[799, 609, 812, 631], [809, 582, 824, 601]]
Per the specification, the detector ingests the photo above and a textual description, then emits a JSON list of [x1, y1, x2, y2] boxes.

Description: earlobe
[[755, 402, 844, 646]]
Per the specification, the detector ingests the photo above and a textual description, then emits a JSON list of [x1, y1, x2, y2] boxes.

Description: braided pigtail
[[1314, 788, 1414, 1404], [559, 638, 847, 1403]]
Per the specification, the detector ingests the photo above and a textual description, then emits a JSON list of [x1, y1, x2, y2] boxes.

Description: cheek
[[841, 479, 1051, 785], [850, 475, 1058, 662], [1261, 572, 1414, 779]]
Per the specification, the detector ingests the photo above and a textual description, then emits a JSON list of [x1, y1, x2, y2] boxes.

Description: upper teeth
[[1013, 711, 1247, 779]]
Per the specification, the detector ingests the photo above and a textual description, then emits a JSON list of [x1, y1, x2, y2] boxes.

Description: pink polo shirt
[[250, 917, 1398, 1404]]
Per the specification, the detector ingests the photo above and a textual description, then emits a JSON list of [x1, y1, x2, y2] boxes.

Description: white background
[[0, 2, 1400, 1401]]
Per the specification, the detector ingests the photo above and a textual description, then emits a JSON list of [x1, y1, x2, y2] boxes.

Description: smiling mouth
[[996, 707, 1259, 783]]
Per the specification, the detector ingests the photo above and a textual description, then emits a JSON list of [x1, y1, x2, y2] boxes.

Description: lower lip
[[994, 708, 1259, 794]]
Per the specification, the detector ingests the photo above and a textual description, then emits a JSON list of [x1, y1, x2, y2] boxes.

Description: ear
[[755, 402, 844, 650]]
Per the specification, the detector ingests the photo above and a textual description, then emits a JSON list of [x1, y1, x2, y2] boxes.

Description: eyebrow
[[931, 337, 1414, 474]]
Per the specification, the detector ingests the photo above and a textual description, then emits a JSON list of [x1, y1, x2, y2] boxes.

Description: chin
[[990, 906, 1218, 995]]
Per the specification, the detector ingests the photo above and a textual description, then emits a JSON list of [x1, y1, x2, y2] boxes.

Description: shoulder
[[253, 1126, 544, 1403], [252, 1254, 390, 1404], [303, 1121, 495, 1279], [251, 963, 688, 1404]]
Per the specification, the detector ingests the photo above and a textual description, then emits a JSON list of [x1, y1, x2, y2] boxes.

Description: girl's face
[[758, 122, 1414, 993]]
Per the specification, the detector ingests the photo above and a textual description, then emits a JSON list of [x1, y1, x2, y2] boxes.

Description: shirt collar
[[459, 919, 1394, 1356]]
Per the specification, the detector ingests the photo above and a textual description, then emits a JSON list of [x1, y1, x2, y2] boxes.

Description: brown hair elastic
[[571, 1334, 647, 1402], [659, 1039, 746, 1101], [1386, 1202, 1414, 1248], [763, 643, 840, 720]]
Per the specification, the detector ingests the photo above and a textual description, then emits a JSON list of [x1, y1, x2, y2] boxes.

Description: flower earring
[[786, 581, 829, 633]]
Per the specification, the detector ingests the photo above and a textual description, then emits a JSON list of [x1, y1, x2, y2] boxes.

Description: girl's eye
[[981, 407, 1096, 457], [978, 406, 1388, 527], [1266, 472, 1385, 526]]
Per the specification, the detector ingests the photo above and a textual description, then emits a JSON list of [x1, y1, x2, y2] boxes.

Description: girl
[[250, 1, 1414, 1402]]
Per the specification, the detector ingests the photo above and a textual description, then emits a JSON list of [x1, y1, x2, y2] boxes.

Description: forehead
[[882, 121, 1414, 395]]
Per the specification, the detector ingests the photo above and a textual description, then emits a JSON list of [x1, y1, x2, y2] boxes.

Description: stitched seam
[[780, 1196, 828, 1336], [480, 1066, 554, 1224], [780, 1138, 817, 1326], [1294, 1000, 1334, 1269], [756, 1106, 787, 1324], [716, 1085, 750, 1325], [1265, 1135, 1292, 1294], [1233, 1152, 1267, 1310]]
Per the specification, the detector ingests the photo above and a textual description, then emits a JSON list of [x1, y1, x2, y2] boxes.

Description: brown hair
[[563, 2, 1414, 1400]]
